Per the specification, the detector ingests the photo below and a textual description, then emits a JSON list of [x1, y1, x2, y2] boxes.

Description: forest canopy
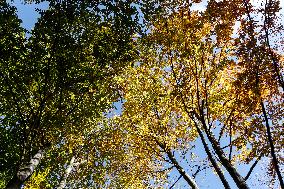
[[0, 0, 283, 188]]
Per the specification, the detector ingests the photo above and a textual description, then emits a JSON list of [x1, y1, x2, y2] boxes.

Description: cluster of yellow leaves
[[115, 1, 283, 186], [23, 168, 51, 189]]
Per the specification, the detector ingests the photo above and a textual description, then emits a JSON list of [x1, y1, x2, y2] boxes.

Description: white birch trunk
[[6, 149, 45, 189], [57, 156, 76, 189]]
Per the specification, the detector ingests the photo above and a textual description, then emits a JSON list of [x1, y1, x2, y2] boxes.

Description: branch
[[245, 152, 263, 181], [169, 56, 231, 189], [260, 101, 284, 187], [229, 123, 233, 162], [169, 175, 182, 189], [165, 148, 199, 189]]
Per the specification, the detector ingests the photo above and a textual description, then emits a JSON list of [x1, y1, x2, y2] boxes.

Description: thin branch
[[150, 106, 199, 189], [192, 165, 209, 179], [218, 109, 235, 143], [218, 125, 226, 143], [164, 146, 199, 189], [169, 175, 182, 189], [156, 165, 174, 173], [245, 152, 263, 181]]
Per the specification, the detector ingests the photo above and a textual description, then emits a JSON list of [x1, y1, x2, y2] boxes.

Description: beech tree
[[1, 0, 283, 188], [0, 0, 164, 188], [116, 0, 284, 188]]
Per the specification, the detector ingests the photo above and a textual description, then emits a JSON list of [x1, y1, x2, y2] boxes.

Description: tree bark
[[166, 149, 199, 189], [261, 102, 284, 188], [199, 117, 250, 189], [6, 149, 45, 189], [193, 122, 231, 189], [57, 156, 75, 189]]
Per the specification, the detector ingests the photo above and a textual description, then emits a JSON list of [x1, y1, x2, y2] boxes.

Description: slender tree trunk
[[154, 139, 198, 189], [242, 1, 284, 186], [166, 149, 199, 189], [169, 42, 247, 188], [6, 149, 45, 189], [57, 156, 75, 189], [198, 116, 250, 189], [153, 107, 198, 188], [173, 80, 231, 188], [261, 102, 284, 188], [193, 122, 231, 189]]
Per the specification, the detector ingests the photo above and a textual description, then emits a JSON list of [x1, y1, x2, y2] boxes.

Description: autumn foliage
[[0, 0, 283, 189]]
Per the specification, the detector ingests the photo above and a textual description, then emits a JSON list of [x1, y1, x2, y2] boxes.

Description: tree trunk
[[57, 156, 75, 189], [166, 149, 199, 189], [6, 149, 45, 189], [194, 123, 231, 189], [155, 139, 199, 189], [199, 118, 250, 189]]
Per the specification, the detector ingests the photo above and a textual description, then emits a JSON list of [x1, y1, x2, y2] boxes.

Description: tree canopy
[[0, 0, 283, 188]]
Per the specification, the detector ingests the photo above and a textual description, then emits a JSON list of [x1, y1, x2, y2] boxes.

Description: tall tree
[[0, 1, 136, 188], [116, 1, 284, 188], [1, 0, 179, 188], [1, 0, 283, 188]]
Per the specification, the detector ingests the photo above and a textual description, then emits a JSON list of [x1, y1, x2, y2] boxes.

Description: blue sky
[[9, 0, 281, 188], [10, 0, 48, 30]]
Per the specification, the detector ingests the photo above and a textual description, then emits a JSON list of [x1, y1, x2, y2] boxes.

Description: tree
[[1, 0, 283, 188], [116, 1, 284, 188], [1, 0, 183, 188], [0, 0, 138, 188]]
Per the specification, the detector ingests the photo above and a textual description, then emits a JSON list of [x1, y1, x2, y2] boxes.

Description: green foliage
[[0, 0, 137, 188], [0, 0, 172, 188], [1, 0, 283, 188]]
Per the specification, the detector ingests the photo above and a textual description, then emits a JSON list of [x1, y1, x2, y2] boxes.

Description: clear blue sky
[[10, 0, 48, 30], [10, 1, 277, 188]]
